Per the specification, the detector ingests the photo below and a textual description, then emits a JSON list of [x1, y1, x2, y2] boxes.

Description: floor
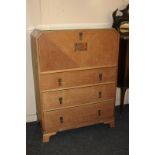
[[26, 105, 129, 155]]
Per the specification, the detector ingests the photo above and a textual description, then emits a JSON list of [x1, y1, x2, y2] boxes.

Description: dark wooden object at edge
[[112, 4, 129, 113]]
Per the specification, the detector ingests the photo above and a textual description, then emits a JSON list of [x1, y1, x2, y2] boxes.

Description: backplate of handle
[[60, 116, 63, 123], [98, 110, 101, 116], [58, 78, 62, 86], [59, 97, 63, 104], [98, 91, 102, 98], [99, 73, 103, 81]]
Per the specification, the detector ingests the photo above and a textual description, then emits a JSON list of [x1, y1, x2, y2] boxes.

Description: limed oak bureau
[[31, 29, 119, 142]]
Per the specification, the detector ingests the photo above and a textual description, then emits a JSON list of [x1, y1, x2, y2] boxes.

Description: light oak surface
[[42, 83, 115, 110], [40, 67, 117, 91], [37, 29, 119, 72], [44, 100, 114, 132], [31, 28, 119, 142]]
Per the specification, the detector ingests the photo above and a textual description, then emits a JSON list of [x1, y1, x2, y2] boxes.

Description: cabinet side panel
[[31, 31, 42, 124], [112, 31, 120, 121]]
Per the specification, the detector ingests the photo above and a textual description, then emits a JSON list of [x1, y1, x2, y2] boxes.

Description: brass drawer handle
[[79, 32, 83, 40], [59, 97, 63, 104], [99, 73, 103, 81], [98, 110, 101, 116], [58, 78, 62, 86], [98, 91, 102, 98], [60, 116, 63, 123]]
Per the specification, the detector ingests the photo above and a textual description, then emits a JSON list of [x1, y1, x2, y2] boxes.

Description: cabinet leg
[[43, 132, 56, 143], [109, 121, 115, 128]]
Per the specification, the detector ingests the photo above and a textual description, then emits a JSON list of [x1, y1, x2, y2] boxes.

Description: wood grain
[[31, 29, 119, 142], [42, 83, 116, 110], [43, 100, 114, 132], [40, 67, 117, 91], [37, 29, 119, 72]]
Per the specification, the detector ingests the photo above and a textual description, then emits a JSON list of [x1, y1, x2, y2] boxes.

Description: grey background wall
[[26, 0, 129, 122]]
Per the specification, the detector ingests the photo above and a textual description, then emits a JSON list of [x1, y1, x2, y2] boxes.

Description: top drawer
[[40, 67, 117, 91]]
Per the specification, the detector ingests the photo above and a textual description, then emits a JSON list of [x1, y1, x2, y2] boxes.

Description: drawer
[[43, 100, 114, 132], [43, 107, 77, 132], [42, 83, 115, 110], [40, 67, 117, 91], [76, 100, 114, 126]]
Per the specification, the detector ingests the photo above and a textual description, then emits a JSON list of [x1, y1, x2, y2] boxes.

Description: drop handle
[[59, 97, 63, 104], [98, 91, 102, 98], [98, 110, 101, 116], [99, 73, 103, 81], [60, 116, 63, 123], [58, 78, 62, 86], [79, 32, 83, 40]]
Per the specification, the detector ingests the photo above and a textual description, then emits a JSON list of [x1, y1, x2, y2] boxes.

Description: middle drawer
[[42, 83, 115, 110]]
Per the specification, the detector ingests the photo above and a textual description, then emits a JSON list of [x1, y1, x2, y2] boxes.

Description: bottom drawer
[[43, 100, 114, 132]]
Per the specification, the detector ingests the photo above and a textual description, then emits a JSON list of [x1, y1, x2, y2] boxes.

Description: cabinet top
[[31, 28, 119, 39]]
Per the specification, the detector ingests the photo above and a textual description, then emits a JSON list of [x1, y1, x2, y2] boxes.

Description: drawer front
[[40, 67, 117, 91], [76, 100, 114, 126], [42, 83, 116, 110], [38, 30, 119, 72], [43, 100, 114, 132], [43, 108, 77, 132]]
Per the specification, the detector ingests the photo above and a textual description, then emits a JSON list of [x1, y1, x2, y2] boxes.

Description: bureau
[[31, 29, 119, 142]]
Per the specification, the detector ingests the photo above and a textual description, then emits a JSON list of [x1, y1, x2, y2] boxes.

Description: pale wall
[[26, 0, 129, 122]]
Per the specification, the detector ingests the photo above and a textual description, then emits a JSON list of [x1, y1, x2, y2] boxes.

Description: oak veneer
[[40, 67, 117, 91], [42, 83, 115, 110], [31, 28, 119, 142]]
